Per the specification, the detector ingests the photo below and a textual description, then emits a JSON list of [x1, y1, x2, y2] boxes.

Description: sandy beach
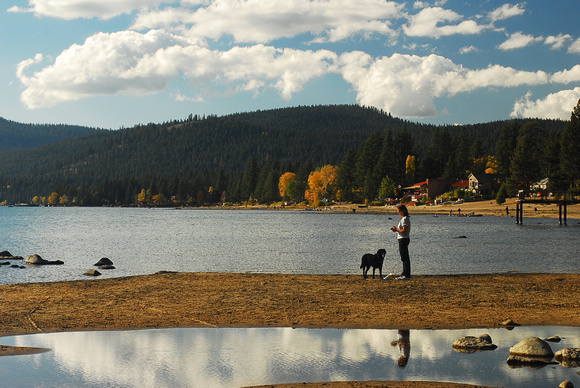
[[1, 199, 578, 388]]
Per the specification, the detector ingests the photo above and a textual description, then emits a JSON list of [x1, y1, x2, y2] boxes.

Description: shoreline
[[216, 198, 580, 220]]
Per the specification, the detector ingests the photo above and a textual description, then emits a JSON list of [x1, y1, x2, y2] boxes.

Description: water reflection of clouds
[[7, 326, 580, 388]]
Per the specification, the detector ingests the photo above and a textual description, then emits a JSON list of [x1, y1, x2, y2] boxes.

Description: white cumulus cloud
[[511, 88, 580, 120], [551, 65, 580, 84], [131, 0, 405, 43], [338, 52, 550, 118], [8, 0, 167, 20], [498, 31, 543, 50], [488, 3, 525, 22], [16, 30, 337, 108], [569, 37, 580, 54], [544, 33, 573, 50], [403, 7, 489, 39]]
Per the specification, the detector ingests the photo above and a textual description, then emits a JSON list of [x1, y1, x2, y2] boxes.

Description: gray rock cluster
[[1, 250, 117, 277], [453, 332, 580, 387], [84, 258, 116, 276], [0, 250, 26, 268]]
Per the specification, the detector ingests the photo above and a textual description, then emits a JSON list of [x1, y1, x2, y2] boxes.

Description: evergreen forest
[[0, 103, 578, 207]]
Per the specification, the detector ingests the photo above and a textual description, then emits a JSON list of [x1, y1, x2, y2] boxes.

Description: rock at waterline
[[452, 334, 497, 352], [25, 254, 64, 265], [507, 336, 554, 366], [509, 336, 554, 358], [559, 380, 574, 388], [555, 348, 580, 368], [546, 335, 562, 342], [84, 270, 101, 276], [99, 265, 115, 270], [556, 348, 580, 361], [94, 258, 114, 266], [0, 250, 24, 260]]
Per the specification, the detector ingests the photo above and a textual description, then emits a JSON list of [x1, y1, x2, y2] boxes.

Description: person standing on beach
[[391, 204, 411, 280]]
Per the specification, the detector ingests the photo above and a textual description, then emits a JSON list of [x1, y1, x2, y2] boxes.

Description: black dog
[[360, 249, 386, 279]]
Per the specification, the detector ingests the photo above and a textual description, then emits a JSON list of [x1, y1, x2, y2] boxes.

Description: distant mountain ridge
[[0, 117, 99, 153], [0, 105, 566, 204]]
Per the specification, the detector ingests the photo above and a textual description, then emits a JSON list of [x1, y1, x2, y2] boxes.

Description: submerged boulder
[[453, 334, 497, 353], [25, 254, 64, 265]]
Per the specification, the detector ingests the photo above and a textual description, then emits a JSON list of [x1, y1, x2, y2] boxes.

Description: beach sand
[[1, 199, 578, 387]]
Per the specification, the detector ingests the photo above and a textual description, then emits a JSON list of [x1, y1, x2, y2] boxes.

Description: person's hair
[[397, 204, 409, 217]]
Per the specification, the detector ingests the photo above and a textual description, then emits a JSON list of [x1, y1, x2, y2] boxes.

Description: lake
[[0, 206, 578, 285]]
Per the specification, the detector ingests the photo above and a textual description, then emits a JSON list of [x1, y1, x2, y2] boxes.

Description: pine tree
[[509, 121, 546, 193], [560, 99, 580, 187]]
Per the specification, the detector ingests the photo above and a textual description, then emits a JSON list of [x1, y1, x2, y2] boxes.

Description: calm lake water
[[1, 326, 579, 388], [0, 206, 579, 285]]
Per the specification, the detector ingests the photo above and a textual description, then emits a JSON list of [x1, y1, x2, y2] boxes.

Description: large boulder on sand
[[26, 254, 64, 265], [453, 334, 497, 353]]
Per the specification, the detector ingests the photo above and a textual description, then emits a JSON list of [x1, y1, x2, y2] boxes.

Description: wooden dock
[[516, 198, 578, 225]]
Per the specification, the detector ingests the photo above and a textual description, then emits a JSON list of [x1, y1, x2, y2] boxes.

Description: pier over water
[[516, 193, 579, 225]]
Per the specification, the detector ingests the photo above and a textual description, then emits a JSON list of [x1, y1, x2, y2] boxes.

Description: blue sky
[[1, 0, 579, 129]]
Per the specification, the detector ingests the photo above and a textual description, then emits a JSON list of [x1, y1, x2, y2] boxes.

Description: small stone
[[84, 270, 101, 276], [501, 319, 518, 326], [546, 335, 562, 342], [559, 380, 573, 388], [453, 334, 497, 352]]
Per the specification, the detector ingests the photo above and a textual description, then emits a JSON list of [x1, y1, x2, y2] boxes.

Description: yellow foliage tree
[[48, 192, 59, 205], [278, 172, 297, 199], [137, 189, 147, 203], [405, 155, 416, 184], [485, 156, 499, 174], [305, 165, 338, 205]]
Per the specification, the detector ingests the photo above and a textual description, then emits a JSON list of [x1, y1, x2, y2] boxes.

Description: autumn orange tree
[[305, 165, 338, 206], [278, 172, 296, 200]]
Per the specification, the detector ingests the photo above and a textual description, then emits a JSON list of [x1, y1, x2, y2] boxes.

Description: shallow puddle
[[0, 326, 578, 387]]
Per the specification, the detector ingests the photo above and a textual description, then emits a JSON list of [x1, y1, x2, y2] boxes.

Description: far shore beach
[[218, 197, 580, 221]]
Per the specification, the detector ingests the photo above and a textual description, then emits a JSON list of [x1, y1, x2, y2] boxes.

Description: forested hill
[[0, 117, 99, 153], [0, 104, 567, 203]]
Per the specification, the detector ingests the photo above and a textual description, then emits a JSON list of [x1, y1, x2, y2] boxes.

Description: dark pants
[[398, 238, 411, 278]]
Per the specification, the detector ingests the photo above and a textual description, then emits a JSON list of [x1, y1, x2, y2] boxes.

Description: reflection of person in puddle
[[390, 329, 410, 368]]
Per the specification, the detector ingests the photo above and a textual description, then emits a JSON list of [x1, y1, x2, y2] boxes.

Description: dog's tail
[[360, 258, 364, 269]]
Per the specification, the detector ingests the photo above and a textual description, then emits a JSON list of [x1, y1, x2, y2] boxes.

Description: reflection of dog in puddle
[[391, 329, 410, 367], [360, 249, 386, 279]]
